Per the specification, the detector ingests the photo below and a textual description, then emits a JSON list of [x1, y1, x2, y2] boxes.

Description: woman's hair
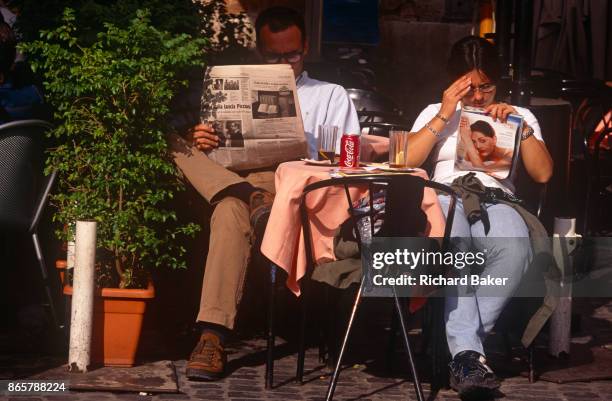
[[447, 36, 501, 83], [470, 120, 495, 138]]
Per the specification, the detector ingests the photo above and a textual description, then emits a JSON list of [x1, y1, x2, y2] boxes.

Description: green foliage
[[195, 0, 254, 52], [21, 9, 205, 288], [13, 0, 200, 44], [13, 0, 254, 65]]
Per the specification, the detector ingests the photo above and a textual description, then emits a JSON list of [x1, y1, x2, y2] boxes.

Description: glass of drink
[[317, 125, 339, 162], [389, 130, 410, 167]]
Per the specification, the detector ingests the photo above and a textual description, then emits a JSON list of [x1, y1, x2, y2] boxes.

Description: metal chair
[[0, 119, 59, 329], [347, 88, 400, 114], [579, 93, 612, 235], [265, 174, 457, 400], [358, 109, 410, 126], [359, 119, 412, 138], [346, 88, 410, 137], [494, 177, 547, 384]]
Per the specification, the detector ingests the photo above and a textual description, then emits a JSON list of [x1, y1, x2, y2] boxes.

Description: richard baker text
[[372, 274, 508, 287]]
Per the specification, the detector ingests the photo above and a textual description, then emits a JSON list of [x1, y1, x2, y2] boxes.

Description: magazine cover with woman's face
[[455, 107, 523, 180]]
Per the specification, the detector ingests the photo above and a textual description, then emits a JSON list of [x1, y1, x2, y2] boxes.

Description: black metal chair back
[[0, 120, 53, 231], [347, 88, 399, 113], [347, 88, 409, 137], [298, 174, 457, 401], [514, 162, 547, 222], [358, 110, 406, 123], [0, 119, 59, 329], [577, 89, 612, 235], [300, 175, 456, 262], [359, 120, 412, 138]]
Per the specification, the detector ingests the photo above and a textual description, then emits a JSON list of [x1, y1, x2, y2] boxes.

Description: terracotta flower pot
[[56, 259, 67, 284], [57, 260, 155, 367]]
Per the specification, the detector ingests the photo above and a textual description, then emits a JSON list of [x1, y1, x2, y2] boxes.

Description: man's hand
[[185, 123, 220, 151]]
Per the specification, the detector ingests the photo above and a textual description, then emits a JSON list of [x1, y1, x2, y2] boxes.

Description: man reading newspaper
[[169, 7, 360, 381], [202, 63, 307, 170]]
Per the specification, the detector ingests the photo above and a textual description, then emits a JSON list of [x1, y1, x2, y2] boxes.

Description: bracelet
[[521, 125, 534, 141], [435, 113, 449, 124], [425, 122, 440, 137]]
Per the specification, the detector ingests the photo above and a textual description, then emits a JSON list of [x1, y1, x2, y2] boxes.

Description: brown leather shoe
[[186, 332, 226, 381], [249, 190, 274, 233]]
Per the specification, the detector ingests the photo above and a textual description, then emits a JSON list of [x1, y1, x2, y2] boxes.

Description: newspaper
[[455, 106, 523, 180], [200, 64, 307, 171]]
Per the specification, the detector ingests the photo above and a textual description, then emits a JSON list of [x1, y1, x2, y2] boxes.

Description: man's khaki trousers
[[169, 134, 275, 329]]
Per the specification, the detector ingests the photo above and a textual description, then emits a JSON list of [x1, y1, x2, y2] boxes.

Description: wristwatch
[[521, 124, 534, 141]]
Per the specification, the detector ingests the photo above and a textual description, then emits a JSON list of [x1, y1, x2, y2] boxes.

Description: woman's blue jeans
[[438, 195, 532, 358]]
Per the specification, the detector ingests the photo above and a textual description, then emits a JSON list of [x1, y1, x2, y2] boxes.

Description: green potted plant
[[21, 9, 204, 366]]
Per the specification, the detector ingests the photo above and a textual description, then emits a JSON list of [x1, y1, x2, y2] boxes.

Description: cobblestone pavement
[[3, 298, 612, 401], [3, 337, 612, 401]]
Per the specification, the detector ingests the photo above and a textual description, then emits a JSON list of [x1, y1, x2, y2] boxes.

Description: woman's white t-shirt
[[411, 103, 544, 194]]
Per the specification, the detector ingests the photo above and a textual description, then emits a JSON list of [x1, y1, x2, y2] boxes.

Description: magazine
[[329, 165, 416, 178], [200, 64, 308, 171], [455, 106, 523, 180]]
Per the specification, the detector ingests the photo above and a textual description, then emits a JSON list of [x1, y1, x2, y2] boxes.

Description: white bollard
[[68, 220, 97, 372], [549, 217, 580, 357]]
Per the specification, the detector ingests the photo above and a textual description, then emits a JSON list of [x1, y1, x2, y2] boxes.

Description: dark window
[[322, 0, 379, 44]]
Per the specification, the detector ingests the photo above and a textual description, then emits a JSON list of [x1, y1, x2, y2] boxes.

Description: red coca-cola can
[[340, 133, 360, 168]]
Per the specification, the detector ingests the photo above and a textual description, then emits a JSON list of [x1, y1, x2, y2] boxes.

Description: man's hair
[[447, 36, 501, 84], [0, 21, 16, 76], [255, 6, 306, 46], [470, 120, 496, 138]]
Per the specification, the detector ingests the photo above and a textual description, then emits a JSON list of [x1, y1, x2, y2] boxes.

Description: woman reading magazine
[[406, 36, 553, 397]]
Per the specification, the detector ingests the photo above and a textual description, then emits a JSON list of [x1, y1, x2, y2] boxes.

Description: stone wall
[[225, 0, 305, 16], [375, 0, 475, 121], [380, 0, 472, 23], [377, 20, 471, 124]]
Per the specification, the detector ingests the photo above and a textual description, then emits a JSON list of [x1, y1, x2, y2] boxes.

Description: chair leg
[[265, 263, 277, 389], [319, 285, 330, 365], [430, 297, 449, 391], [326, 287, 341, 369], [528, 345, 535, 383], [325, 280, 364, 401], [385, 299, 400, 374], [502, 332, 513, 362], [392, 288, 425, 401], [296, 278, 308, 383], [32, 232, 60, 330], [583, 177, 592, 235]]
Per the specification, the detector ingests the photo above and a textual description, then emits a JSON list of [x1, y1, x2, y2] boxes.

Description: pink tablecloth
[[260, 161, 446, 296]]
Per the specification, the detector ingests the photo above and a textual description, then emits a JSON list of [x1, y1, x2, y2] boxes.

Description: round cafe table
[[260, 161, 446, 295]]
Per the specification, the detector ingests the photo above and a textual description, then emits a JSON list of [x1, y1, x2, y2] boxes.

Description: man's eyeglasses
[[262, 50, 304, 64], [466, 83, 496, 96]]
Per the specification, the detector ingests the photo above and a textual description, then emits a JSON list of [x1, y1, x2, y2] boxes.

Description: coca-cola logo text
[[344, 140, 355, 166]]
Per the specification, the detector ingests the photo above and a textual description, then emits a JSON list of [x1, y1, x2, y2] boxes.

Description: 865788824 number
[[2, 380, 69, 395]]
